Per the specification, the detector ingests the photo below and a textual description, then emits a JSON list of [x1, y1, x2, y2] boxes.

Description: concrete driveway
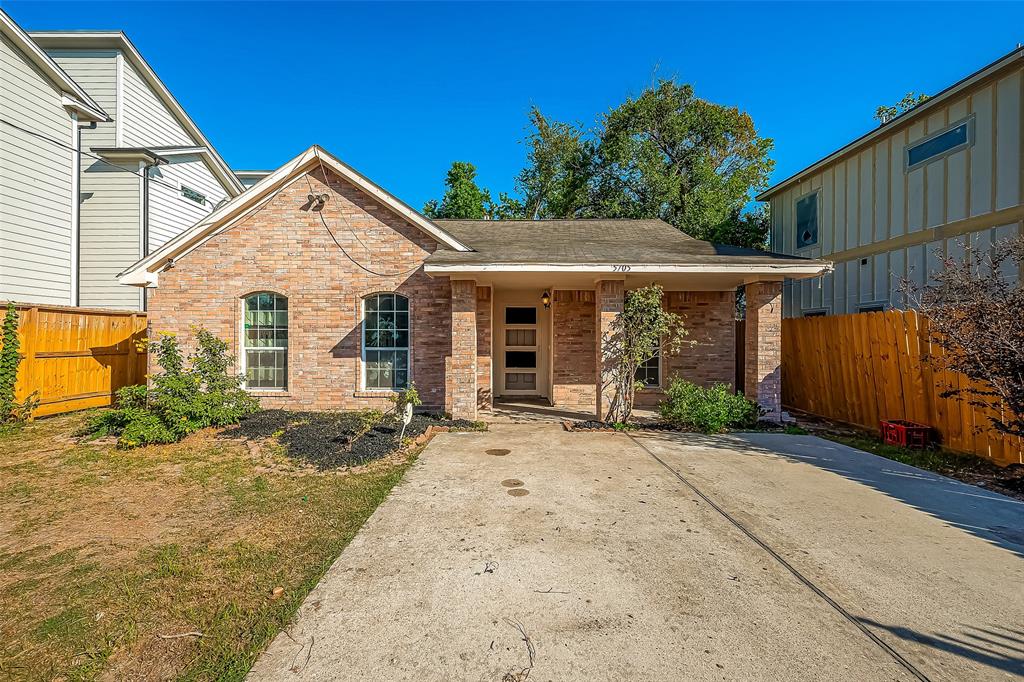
[[249, 426, 1024, 681]]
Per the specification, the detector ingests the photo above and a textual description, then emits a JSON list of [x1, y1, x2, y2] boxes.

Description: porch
[[441, 277, 785, 423]]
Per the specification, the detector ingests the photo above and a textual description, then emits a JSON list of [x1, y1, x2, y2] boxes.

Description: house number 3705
[[611, 264, 633, 272]]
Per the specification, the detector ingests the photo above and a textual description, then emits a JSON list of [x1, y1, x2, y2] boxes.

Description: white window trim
[[636, 339, 663, 390], [858, 300, 888, 313], [360, 293, 412, 392], [240, 292, 288, 392], [795, 189, 820, 251], [904, 114, 975, 172]]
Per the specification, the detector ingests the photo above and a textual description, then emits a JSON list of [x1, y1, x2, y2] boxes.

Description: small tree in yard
[[88, 327, 260, 448], [603, 285, 690, 424], [900, 236, 1024, 438]]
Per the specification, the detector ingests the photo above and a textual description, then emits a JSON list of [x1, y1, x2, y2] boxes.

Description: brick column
[[744, 281, 783, 422], [595, 279, 624, 421], [446, 279, 478, 420], [476, 286, 492, 412]]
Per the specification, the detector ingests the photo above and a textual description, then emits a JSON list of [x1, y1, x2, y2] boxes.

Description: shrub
[[659, 379, 759, 433], [0, 302, 38, 425], [389, 383, 422, 422], [87, 327, 259, 448]]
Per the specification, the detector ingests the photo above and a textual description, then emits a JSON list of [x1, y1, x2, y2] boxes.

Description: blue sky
[[7, 1, 1024, 211]]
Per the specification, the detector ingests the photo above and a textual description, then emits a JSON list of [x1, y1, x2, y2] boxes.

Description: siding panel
[[995, 72, 1021, 210], [0, 33, 73, 305]]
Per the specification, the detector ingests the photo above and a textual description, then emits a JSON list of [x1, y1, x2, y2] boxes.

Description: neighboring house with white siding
[[759, 47, 1024, 317], [27, 30, 244, 310], [235, 170, 272, 189], [0, 9, 108, 306]]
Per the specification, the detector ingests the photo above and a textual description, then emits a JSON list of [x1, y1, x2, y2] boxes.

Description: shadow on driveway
[[858, 619, 1024, 678], [638, 431, 1024, 559]]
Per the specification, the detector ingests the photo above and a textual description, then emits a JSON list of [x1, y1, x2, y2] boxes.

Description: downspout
[[70, 114, 81, 306], [140, 157, 166, 311]]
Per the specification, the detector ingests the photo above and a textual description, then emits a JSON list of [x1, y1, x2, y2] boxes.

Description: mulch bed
[[222, 410, 482, 470]]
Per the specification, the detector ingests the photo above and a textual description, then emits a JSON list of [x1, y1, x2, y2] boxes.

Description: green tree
[[593, 79, 775, 245], [602, 284, 690, 423], [422, 161, 493, 219], [875, 92, 931, 124], [499, 80, 773, 247], [513, 106, 595, 219]]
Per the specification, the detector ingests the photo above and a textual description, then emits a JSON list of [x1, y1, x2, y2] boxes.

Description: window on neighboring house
[[803, 309, 828, 317], [795, 191, 819, 249], [363, 293, 410, 390], [905, 115, 974, 171], [635, 343, 660, 388], [858, 302, 886, 313], [181, 185, 206, 205], [243, 292, 288, 390]]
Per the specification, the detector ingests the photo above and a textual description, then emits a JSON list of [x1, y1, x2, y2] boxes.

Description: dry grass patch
[[0, 411, 414, 681]]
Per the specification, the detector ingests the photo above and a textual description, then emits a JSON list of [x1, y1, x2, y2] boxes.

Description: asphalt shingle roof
[[428, 219, 825, 266]]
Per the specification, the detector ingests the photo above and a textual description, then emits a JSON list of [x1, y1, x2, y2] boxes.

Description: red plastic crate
[[880, 419, 931, 449]]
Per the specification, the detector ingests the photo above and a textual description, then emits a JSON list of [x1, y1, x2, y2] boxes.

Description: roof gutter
[[424, 261, 833, 277]]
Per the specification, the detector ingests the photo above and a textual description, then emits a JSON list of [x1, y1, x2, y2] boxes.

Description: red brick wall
[[744, 281, 782, 420], [148, 165, 452, 411], [476, 286, 492, 410], [551, 289, 596, 410], [637, 291, 737, 407], [446, 279, 477, 419]]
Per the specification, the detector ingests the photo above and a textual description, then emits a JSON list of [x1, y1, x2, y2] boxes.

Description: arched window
[[243, 292, 288, 390], [363, 293, 409, 390]]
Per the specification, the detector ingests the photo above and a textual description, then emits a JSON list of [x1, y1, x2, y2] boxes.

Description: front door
[[495, 291, 550, 399]]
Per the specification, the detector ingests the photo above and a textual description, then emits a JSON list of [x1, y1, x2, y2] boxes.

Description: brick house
[[119, 146, 830, 421]]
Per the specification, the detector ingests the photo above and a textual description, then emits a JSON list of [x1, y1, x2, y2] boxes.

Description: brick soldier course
[[124, 146, 827, 422]]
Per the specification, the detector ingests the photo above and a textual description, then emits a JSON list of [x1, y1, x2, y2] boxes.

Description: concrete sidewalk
[[248, 426, 949, 681]]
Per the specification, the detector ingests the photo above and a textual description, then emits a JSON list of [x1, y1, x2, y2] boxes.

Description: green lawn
[[0, 411, 415, 681]]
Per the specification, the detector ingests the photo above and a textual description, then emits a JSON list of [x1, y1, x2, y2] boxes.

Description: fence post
[[18, 307, 39, 408]]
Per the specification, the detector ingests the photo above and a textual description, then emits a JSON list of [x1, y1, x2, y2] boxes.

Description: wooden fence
[[5, 303, 147, 417], [782, 310, 1023, 467]]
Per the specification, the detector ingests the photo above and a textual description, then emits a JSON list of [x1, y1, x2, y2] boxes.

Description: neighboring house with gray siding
[[759, 46, 1024, 317], [0, 9, 108, 306], [28, 30, 244, 310]]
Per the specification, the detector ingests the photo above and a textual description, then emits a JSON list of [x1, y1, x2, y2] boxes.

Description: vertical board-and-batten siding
[[773, 63, 1024, 317], [0, 33, 74, 305]]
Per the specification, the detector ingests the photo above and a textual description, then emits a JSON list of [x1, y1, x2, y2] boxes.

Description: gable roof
[[118, 145, 472, 286], [29, 30, 244, 196], [757, 45, 1024, 201], [0, 9, 107, 121], [428, 219, 829, 276]]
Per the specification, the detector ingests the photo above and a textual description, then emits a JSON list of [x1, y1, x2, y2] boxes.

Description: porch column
[[595, 279, 624, 421], [446, 278, 478, 420], [744, 281, 783, 422]]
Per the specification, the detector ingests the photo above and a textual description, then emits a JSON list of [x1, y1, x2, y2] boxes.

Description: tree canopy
[[422, 79, 775, 248], [422, 162, 493, 219], [875, 92, 931, 124]]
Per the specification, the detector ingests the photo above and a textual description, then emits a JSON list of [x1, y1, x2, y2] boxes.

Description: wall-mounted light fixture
[[541, 290, 551, 309]]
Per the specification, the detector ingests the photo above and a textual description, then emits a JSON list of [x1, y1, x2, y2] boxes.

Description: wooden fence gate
[[782, 309, 1022, 467], [5, 303, 148, 417]]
